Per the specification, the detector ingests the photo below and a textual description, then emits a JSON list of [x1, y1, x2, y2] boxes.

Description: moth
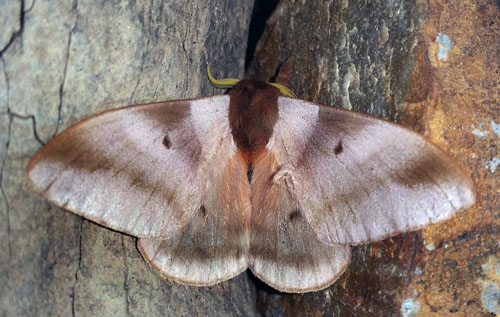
[[27, 66, 475, 293]]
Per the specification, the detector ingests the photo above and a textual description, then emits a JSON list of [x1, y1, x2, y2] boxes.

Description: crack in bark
[[0, 109, 44, 257], [1, 25, 44, 147], [25, 0, 37, 13], [71, 218, 83, 317], [181, 1, 193, 95], [0, 112, 12, 261], [8, 111, 44, 145], [407, 233, 420, 285], [0, 48, 12, 262], [121, 236, 131, 316], [0, 1, 25, 56], [55, 0, 79, 138], [0, 54, 45, 262]]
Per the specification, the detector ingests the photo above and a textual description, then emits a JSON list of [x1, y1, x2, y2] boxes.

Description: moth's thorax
[[228, 80, 281, 164]]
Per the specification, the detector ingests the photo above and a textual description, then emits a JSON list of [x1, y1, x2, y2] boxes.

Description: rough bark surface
[[0, 1, 256, 316], [248, 0, 499, 315], [248, 0, 422, 119]]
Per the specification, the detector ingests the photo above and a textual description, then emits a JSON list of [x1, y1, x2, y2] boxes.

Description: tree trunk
[[0, 1, 256, 315], [248, 0, 500, 315]]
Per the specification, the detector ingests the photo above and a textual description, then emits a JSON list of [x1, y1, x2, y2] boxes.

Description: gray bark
[[0, 1, 256, 315]]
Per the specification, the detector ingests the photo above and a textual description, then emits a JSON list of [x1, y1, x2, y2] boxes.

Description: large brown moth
[[27, 66, 475, 293]]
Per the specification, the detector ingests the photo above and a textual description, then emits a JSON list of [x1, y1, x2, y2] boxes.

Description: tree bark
[[248, 0, 500, 315], [0, 1, 256, 315]]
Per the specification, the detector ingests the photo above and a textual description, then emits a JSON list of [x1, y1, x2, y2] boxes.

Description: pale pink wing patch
[[249, 152, 351, 293], [138, 153, 251, 285], [27, 96, 234, 238], [271, 97, 475, 246]]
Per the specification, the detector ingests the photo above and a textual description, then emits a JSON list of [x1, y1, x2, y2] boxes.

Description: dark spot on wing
[[334, 140, 343, 155], [247, 163, 254, 183], [162, 135, 171, 149], [392, 150, 454, 190], [140, 101, 191, 128], [199, 205, 207, 217], [288, 209, 302, 222]]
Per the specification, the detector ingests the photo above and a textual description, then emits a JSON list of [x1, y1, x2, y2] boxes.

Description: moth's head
[[206, 64, 296, 98]]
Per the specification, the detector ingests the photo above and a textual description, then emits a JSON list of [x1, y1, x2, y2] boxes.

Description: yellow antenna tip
[[206, 64, 240, 89]]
